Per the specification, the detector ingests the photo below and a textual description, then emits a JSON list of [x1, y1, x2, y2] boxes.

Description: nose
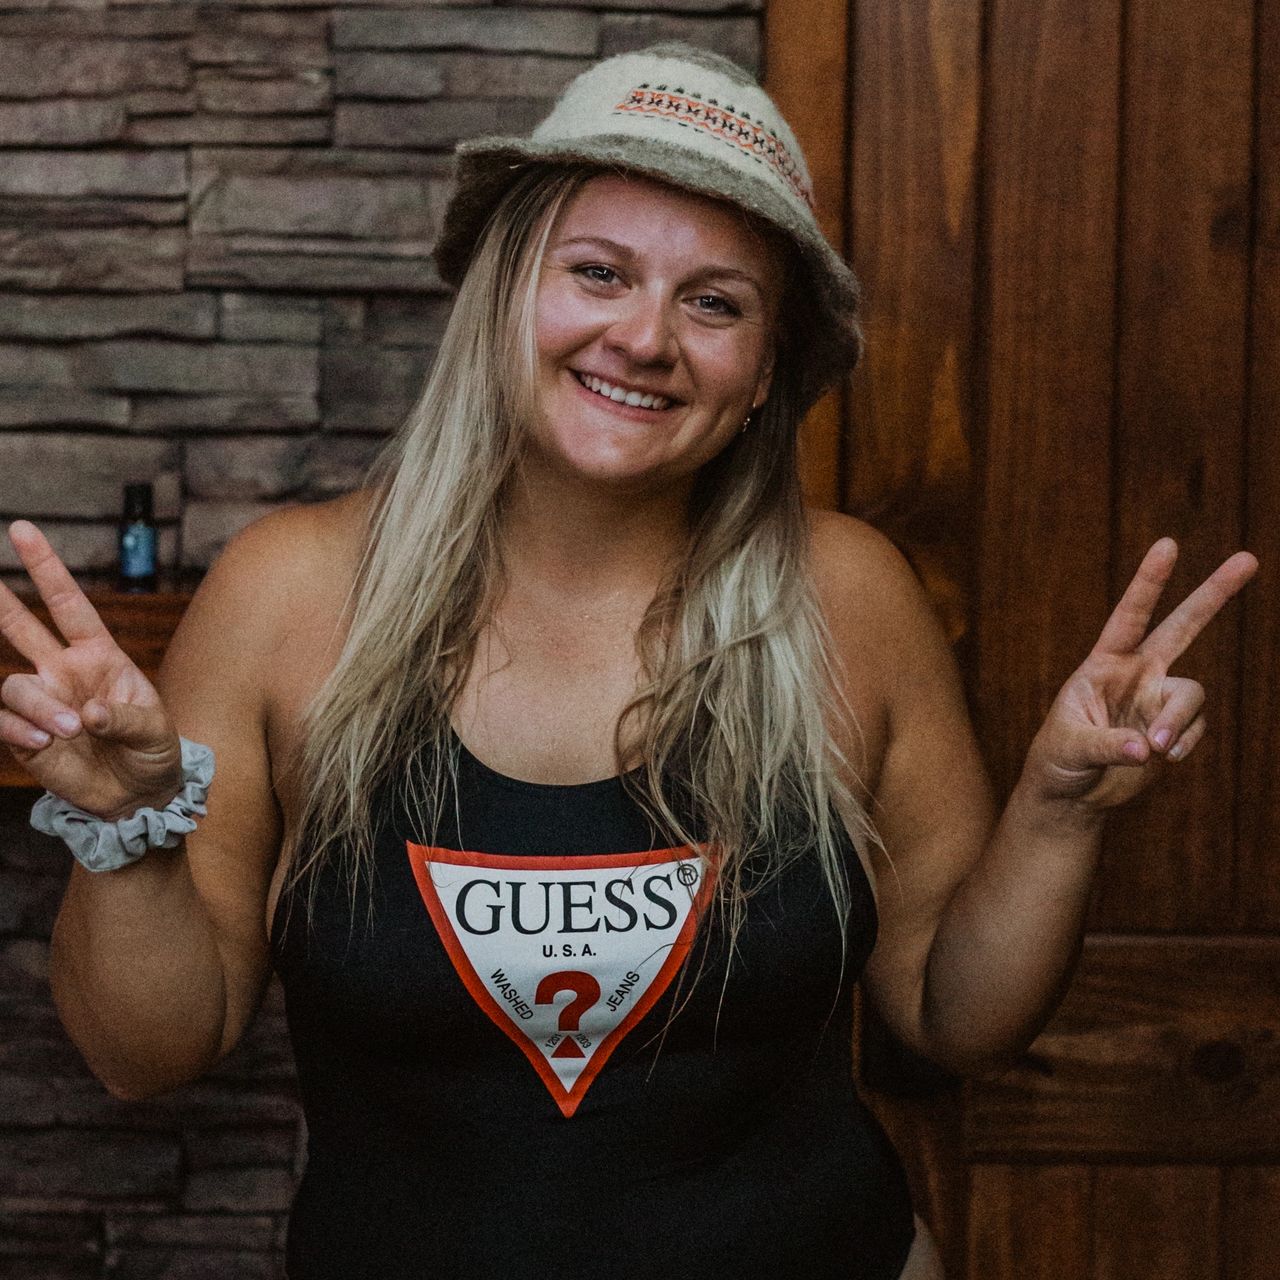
[[605, 288, 678, 367]]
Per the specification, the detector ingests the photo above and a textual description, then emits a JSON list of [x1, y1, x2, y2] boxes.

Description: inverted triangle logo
[[407, 843, 714, 1117]]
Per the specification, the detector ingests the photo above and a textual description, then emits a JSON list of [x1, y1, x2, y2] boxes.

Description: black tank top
[[270, 734, 916, 1278]]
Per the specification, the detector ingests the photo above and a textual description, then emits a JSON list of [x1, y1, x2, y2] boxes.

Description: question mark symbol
[[535, 971, 601, 1059]]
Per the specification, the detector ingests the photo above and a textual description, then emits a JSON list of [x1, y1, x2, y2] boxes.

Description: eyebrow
[[552, 235, 767, 299]]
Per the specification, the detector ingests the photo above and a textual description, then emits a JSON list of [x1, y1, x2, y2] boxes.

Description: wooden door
[[766, 0, 1280, 1274]]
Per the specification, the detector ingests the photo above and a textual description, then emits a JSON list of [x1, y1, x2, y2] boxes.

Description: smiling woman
[[2, 36, 1253, 1280]]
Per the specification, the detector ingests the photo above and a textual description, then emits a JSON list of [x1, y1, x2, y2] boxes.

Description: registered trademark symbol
[[676, 863, 699, 887]]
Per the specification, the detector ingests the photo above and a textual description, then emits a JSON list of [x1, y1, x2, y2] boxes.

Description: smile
[[572, 370, 675, 411]]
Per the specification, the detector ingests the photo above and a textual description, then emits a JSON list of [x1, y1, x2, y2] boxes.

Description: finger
[[0, 672, 82, 739], [81, 698, 166, 751], [1167, 713, 1207, 761], [7, 520, 111, 648], [1139, 549, 1260, 667], [1092, 538, 1179, 658], [1074, 725, 1153, 768], [0, 707, 52, 753], [1144, 676, 1206, 753], [0, 574, 66, 669]]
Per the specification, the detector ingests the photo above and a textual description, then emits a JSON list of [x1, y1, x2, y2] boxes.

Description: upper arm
[[814, 513, 997, 1059], [155, 507, 306, 1057]]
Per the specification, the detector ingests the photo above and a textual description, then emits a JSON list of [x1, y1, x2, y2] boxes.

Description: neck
[[500, 456, 691, 602]]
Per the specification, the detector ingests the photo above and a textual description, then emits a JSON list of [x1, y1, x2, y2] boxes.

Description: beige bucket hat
[[433, 42, 862, 416]]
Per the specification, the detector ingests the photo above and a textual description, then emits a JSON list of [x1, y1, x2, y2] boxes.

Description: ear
[[752, 345, 776, 411]]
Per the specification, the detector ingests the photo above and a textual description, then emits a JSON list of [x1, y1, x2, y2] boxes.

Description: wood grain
[[1223, 1166, 1280, 1278], [1093, 1166, 1220, 1279], [967, 1164, 1092, 1278], [843, 0, 981, 647], [764, 0, 849, 509], [1235, 0, 1280, 928], [965, 937, 1280, 1161], [1096, 0, 1256, 931], [977, 0, 1122, 796]]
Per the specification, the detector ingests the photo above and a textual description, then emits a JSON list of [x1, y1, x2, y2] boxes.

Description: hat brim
[[433, 134, 863, 415]]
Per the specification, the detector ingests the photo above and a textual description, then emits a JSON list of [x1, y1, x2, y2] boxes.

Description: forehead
[[549, 173, 784, 281]]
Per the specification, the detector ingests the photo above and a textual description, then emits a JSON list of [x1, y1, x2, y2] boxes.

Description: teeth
[[578, 372, 671, 411]]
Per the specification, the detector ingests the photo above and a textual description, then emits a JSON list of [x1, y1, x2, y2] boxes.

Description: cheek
[[534, 280, 595, 363]]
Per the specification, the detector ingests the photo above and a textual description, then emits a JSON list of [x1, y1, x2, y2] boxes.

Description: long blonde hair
[[277, 163, 887, 986]]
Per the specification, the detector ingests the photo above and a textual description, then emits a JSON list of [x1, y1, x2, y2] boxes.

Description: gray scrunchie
[[30, 737, 215, 873]]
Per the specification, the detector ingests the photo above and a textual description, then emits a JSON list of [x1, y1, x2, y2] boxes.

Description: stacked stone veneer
[[0, 3, 761, 1274], [0, 0, 761, 576]]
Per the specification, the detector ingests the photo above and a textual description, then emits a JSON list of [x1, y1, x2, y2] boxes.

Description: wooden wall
[[767, 0, 1278, 1274]]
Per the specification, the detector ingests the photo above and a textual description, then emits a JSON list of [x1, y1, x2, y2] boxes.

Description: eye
[[574, 263, 621, 286], [692, 293, 740, 317]]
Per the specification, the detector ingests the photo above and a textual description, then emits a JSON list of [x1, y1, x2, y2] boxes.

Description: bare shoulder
[[807, 509, 936, 712]]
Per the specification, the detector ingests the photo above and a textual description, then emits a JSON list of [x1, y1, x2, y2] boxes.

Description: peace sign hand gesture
[[1023, 537, 1259, 814], [0, 521, 182, 821]]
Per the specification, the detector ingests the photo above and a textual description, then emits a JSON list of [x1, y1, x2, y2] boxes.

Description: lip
[[567, 369, 683, 418]]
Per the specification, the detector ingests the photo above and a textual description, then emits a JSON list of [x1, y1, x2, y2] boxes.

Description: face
[[525, 173, 785, 496]]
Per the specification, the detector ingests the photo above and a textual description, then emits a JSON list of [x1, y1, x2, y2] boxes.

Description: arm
[[43, 512, 299, 1099], [819, 518, 1255, 1076]]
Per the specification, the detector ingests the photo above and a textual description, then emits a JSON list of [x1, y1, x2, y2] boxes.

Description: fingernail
[[53, 712, 80, 735], [1152, 728, 1172, 750], [1124, 739, 1146, 760], [29, 729, 50, 747], [1168, 740, 1186, 760]]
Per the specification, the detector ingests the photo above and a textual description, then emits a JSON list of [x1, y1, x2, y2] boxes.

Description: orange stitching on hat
[[614, 87, 814, 211]]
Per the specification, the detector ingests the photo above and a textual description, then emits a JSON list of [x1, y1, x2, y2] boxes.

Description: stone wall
[[0, 4, 762, 1274], [0, 0, 761, 576]]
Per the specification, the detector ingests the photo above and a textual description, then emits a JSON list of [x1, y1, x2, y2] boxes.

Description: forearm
[[49, 841, 229, 1099], [918, 774, 1105, 1073]]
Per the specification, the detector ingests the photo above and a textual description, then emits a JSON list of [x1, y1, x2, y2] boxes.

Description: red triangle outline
[[407, 843, 715, 1117]]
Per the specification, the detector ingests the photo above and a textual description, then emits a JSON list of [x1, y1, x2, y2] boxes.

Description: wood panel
[[1223, 1166, 1280, 1278], [965, 937, 1280, 1161], [967, 1165, 1092, 1278], [1096, 0, 1256, 931], [1093, 1167, 1220, 1279], [764, 0, 848, 509], [843, 0, 982, 649], [1236, 0, 1280, 929], [977, 0, 1122, 794]]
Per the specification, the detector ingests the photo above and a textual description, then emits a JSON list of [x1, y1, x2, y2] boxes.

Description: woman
[[0, 43, 1257, 1279]]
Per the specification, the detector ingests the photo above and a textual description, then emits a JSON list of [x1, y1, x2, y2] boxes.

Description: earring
[[740, 411, 753, 434]]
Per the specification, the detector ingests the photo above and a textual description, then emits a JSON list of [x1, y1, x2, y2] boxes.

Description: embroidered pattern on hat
[[614, 87, 814, 210]]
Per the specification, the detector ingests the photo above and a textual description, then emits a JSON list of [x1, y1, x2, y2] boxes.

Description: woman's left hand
[[1023, 537, 1259, 813]]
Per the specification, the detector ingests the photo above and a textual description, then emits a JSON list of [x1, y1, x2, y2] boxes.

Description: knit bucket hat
[[433, 42, 862, 416]]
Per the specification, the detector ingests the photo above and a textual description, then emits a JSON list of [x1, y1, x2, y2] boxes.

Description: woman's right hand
[[0, 520, 182, 820]]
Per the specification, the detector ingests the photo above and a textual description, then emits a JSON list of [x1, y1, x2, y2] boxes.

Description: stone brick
[[181, 499, 291, 567], [0, 871, 61, 935], [190, 243, 445, 292], [0, 340, 318, 397], [183, 1126, 295, 1171], [0, 1130, 181, 1200], [127, 114, 330, 145], [195, 67, 330, 115], [0, 390, 130, 429], [204, 1010, 295, 1083], [321, 298, 367, 343], [189, 33, 328, 71], [520, 0, 760, 7], [103, 1249, 282, 1280], [220, 294, 323, 344], [0, 195, 185, 227], [333, 7, 599, 55], [0, 99, 126, 145], [185, 436, 310, 500], [598, 14, 761, 72], [333, 51, 443, 99], [322, 344, 431, 432], [0, 228, 186, 293], [182, 1166, 295, 1213], [0, 295, 216, 341], [335, 96, 548, 148], [299, 435, 384, 497], [0, 523, 179, 575], [130, 394, 319, 432], [0, 9, 198, 38], [0, 434, 180, 519], [0, 38, 188, 97], [0, 1210, 100, 1261], [0, 151, 186, 199], [104, 1213, 279, 1249], [0, 939, 48, 996], [335, 49, 585, 103], [363, 296, 453, 348], [124, 88, 197, 116]]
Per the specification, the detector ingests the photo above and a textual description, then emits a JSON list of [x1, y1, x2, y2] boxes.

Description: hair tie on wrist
[[30, 737, 215, 874]]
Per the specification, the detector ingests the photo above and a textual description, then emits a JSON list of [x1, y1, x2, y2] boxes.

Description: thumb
[[1073, 725, 1151, 769], [81, 699, 168, 750]]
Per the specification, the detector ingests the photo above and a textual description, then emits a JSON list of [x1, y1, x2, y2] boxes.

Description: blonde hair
[[277, 163, 888, 997]]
